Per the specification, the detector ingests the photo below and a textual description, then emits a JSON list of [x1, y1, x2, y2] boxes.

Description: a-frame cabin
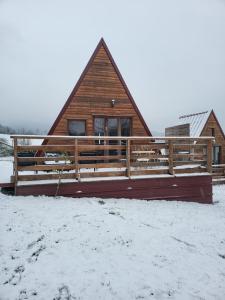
[[3, 40, 214, 202], [165, 110, 225, 164], [47, 38, 151, 140]]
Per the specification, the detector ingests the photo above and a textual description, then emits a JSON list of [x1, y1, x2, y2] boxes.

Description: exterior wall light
[[111, 99, 116, 107]]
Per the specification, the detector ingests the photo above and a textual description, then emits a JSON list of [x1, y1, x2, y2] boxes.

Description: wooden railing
[[212, 164, 225, 181], [10, 135, 214, 186]]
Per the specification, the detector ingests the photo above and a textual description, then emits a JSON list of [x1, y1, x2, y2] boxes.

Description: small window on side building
[[68, 120, 86, 136]]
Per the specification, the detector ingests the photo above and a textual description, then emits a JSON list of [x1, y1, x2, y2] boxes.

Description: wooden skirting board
[[15, 175, 212, 204]]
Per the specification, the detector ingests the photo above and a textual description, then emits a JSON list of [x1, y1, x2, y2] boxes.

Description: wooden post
[[206, 139, 213, 173], [168, 140, 174, 175], [75, 139, 79, 181], [13, 138, 18, 195], [126, 139, 131, 178]]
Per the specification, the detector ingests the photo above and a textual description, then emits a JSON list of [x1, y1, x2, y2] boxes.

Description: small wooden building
[[46, 38, 151, 139], [165, 110, 225, 164]]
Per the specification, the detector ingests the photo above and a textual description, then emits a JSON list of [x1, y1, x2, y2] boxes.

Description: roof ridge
[[179, 111, 209, 119]]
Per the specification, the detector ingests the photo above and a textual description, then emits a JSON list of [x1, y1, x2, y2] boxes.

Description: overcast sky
[[0, 0, 225, 134]]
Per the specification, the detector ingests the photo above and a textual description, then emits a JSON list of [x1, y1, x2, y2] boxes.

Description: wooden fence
[[10, 135, 214, 186]]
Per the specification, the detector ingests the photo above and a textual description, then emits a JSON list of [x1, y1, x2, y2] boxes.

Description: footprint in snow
[[28, 245, 46, 263], [53, 285, 76, 300], [3, 265, 25, 285], [109, 211, 125, 219], [27, 235, 45, 249], [18, 289, 38, 300]]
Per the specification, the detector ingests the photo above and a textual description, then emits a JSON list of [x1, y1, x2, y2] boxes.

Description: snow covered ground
[[0, 157, 13, 183], [0, 134, 13, 146], [0, 186, 225, 300]]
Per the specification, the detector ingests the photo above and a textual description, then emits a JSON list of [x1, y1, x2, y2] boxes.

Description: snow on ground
[[0, 157, 13, 183], [0, 186, 225, 300], [0, 134, 13, 146]]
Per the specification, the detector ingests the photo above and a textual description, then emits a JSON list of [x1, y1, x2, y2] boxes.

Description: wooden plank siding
[[45, 39, 151, 146]]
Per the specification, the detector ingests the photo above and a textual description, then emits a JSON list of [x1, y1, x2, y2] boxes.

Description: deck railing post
[[126, 139, 131, 178], [206, 139, 213, 174], [13, 137, 18, 194], [168, 139, 174, 175], [74, 138, 79, 181]]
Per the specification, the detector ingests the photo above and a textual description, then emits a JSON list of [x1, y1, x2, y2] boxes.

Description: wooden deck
[[4, 135, 214, 203]]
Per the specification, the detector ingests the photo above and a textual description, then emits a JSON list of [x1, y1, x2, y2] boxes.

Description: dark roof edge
[[179, 111, 208, 119], [46, 37, 152, 138]]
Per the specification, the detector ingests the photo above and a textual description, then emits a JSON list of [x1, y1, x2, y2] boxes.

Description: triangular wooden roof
[[47, 38, 151, 136], [201, 109, 225, 139]]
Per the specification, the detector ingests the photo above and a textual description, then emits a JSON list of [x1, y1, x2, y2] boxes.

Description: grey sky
[[0, 0, 225, 134]]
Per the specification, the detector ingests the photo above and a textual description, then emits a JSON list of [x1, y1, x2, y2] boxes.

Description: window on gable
[[68, 120, 86, 136], [211, 128, 215, 137]]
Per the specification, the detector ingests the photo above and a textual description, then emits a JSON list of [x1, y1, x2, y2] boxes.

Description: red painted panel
[[16, 175, 212, 204]]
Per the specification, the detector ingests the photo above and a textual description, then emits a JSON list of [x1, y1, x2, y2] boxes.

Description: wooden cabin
[[46, 38, 151, 141], [0, 40, 215, 203], [165, 110, 225, 164]]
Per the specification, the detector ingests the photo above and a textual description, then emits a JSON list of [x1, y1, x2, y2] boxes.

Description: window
[[108, 118, 118, 136], [211, 128, 215, 137], [68, 120, 86, 136], [121, 118, 131, 136], [94, 117, 105, 145], [94, 118, 105, 136]]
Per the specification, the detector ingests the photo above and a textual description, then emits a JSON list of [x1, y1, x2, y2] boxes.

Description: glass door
[[107, 118, 118, 156], [94, 116, 131, 156], [213, 145, 221, 164], [94, 117, 105, 145]]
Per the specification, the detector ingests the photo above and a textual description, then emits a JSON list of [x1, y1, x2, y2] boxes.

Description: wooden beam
[[168, 140, 174, 175], [126, 139, 131, 178], [80, 170, 126, 178], [206, 139, 213, 173], [17, 156, 74, 162], [17, 164, 76, 172], [173, 160, 206, 166], [14, 138, 18, 194], [78, 155, 126, 161], [18, 173, 75, 181], [75, 139, 79, 180], [17, 145, 74, 152]]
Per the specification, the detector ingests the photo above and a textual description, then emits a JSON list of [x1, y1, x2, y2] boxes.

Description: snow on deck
[[0, 186, 225, 299]]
